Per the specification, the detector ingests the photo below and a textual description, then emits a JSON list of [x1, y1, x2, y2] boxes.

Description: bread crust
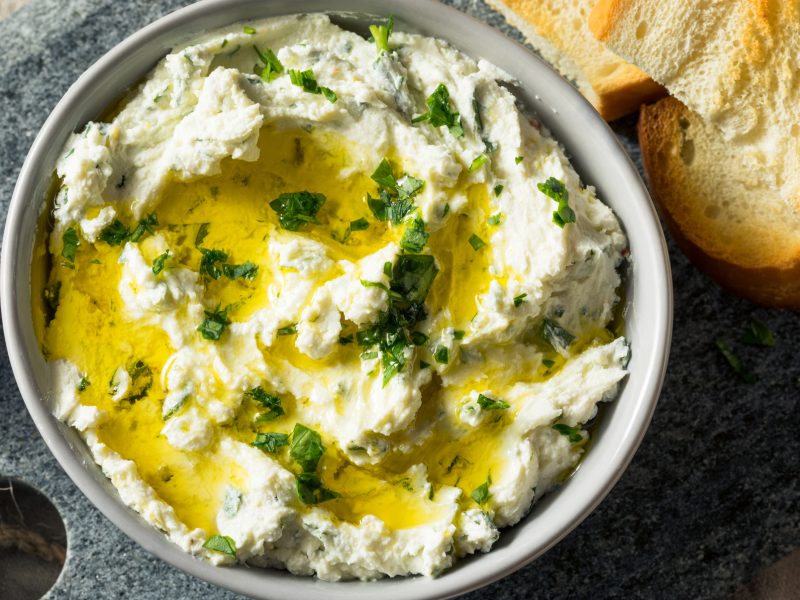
[[639, 98, 800, 308], [487, 0, 664, 121]]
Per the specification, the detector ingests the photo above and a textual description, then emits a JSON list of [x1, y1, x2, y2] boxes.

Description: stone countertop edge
[[0, 0, 798, 599]]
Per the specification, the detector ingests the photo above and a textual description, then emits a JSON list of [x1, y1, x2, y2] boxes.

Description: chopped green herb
[[246, 387, 284, 421], [542, 319, 575, 352], [162, 395, 188, 420], [360, 350, 378, 360], [453, 330, 465, 340], [537, 177, 576, 227], [78, 376, 90, 392], [199, 248, 228, 280], [254, 45, 284, 82], [468, 154, 488, 173], [290, 423, 325, 473], [369, 15, 394, 54], [220, 39, 228, 49], [203, 534, 236, 557], [383, 261, 393, 278], [349, 217, 369, 231], [542, 358, 556, 368], [195, 223, 210, 246], [468, 234, 486, 251], [367, 158, 424, 225], [277, 324, 297, 336], [339, 335, 354, 345], [470, 475, 491, 505], [487, 213, 503, 226], [410, 331, 429, 346], [553, 423, 583, 443], [129, 213, 158, 242], [198, 305, 231, 341], [400, 217, 430, 252], [477, 393, 510, 410], [513, 293, 528, 307], [515, 156, 524, 164], [715, 339, 758, 383], [419, 360, 430, 370], [741, 318, 775, 347], [121, 360, 153, 403], [61, 227, 80, 262], [288, 69, 336, 102], [296, 472, 339, 505], [252, 432, 289, 453], [442, 203, 450, 217], [493, 184, 504, 197], [270, 191, 326, 231], [412, 83, 464, 137], [243, 25, 256, 34], [152, 250, 170, 275], [223, 261, 259, 280], [434, 345, 449, 364]]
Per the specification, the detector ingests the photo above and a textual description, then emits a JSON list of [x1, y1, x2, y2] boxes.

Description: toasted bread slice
[[590, 0, 800, 137], [485, 0, 665, 121], [639, 97, 800, 308]]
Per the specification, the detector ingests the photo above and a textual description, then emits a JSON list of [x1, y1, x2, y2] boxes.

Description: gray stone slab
[[0, 1, 797, 599]]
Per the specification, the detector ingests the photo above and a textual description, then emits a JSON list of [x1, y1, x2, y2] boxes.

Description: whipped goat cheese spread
[[33, 14, 630, 580]]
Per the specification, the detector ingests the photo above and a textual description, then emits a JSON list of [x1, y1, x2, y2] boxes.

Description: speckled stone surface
[[0, 1, 797, 599]]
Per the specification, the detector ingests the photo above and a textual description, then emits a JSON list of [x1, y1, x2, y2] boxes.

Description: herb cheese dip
[[33, 14, 630, 580]]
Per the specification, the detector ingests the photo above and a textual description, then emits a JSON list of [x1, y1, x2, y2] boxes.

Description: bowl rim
[[0, 0, 673, 598]]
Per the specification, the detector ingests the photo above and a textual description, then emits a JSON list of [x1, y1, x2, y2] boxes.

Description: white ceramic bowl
[[0, 1, 672, 598]]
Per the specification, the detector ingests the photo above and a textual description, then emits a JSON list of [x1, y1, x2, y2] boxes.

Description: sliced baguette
[[639, 97, 800, 308], [590, 0, 800, 138], [485, 0, 665, 121]]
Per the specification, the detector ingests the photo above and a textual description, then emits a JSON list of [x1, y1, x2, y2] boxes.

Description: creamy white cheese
[[43, 14, 630, 582]]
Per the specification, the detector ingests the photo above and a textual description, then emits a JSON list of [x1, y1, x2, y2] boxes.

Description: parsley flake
[[203, 534, 236, 557], [288, 69, 337, 102], [537, 177, 576, 227], [400, 217, 430, 252], [493, 184, 504, 197], [553, 423, 583, 443], [61, 227, 79, 263], [468, 233, 486, 251], [270, 191, 326, 231], [470, 475, 492, 505], [434, 345, 449, 364], [488, 213, 503, 226], [715, 339, 758, 383], [468, 154, 488, 173], [152, 250, 170, 275], [252, 432, 289, 453], [513, 293, 527, 307], [277, 324, 297, 336], [477, 393, 510, 410], [246, 387, 284, 421], [198, 305, 231, 341], [367, 158, 424, 225], [243, 25, 256, 35], [741, 318, 775, 347], [412, 83, 464, 137]]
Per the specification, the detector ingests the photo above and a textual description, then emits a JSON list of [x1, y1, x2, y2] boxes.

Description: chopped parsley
[[715, 339, 757, 383], [99, 213, 158, 246], [367, 158, 425, 225], [412, 83, 464, 137], [335, 217, 370, 244], [254, 45, 283, 82], [288, 69, 337, 102], [252, 432, 289, 453], [290, 424, 339, 504], [369, 15, 394, 54], [741, 318, 775, 347], [468, 154, 488, 173], [78, 376, 90, 392], [453, 330, 465, 340], [277, 324, 297, 336], [270, 191, 326, 231], [493, 184, 504, 197], [487, 213, 503, 226], [552, 423, 583, 443], [537, 177, 576, 227], [243, 25, 256, 35], [61, 227, 80, 262], [117, 360, 152, 403], [198, 248, 228, 279], [222, 261, 258, 280], [410, 331, 429, 346], [470, 475, 491, 505], [542, 358, 556, 368], [542, 319, 575, 352], [515, 156, 524, 164], [513, 293, 528, 307], [203, 534, 236, 557], [152, 250, 170, 275], [468, 233, 486, 251], [356, 254, 439, 385], [477, 393, 509, 410], [434, 345, 449, 364], [400, 217, 430, 252], [246, 386, 284, 421], [195, 222, 210, 246], [198, 305, 231, 341]]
